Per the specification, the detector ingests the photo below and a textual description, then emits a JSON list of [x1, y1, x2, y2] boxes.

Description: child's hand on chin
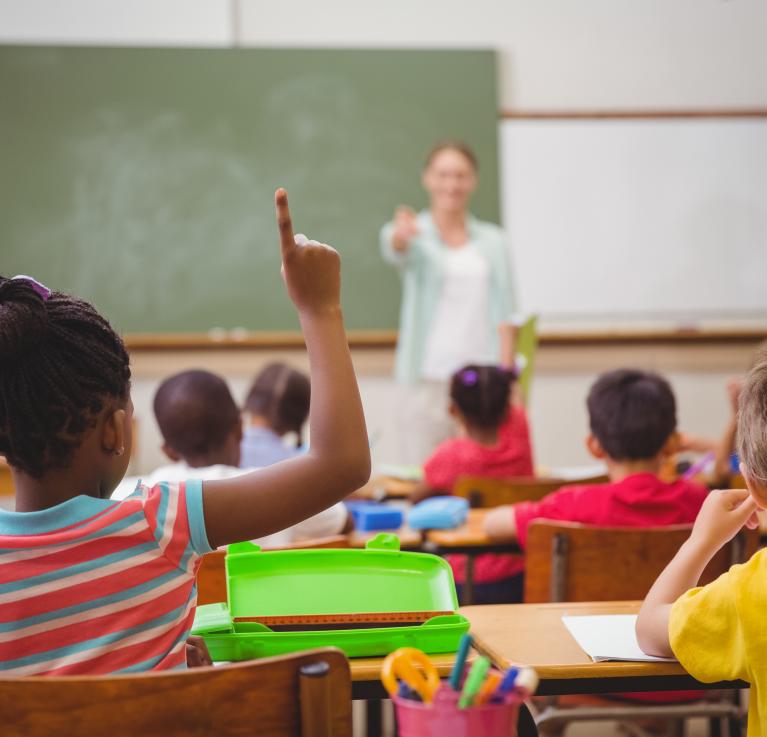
[[689, 488, 759, 552]]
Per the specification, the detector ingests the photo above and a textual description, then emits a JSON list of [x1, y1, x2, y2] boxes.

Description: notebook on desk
[[562, 614, 677, 663]]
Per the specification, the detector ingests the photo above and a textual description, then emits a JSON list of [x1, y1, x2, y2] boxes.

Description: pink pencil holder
[[394, 688, 521, 737]]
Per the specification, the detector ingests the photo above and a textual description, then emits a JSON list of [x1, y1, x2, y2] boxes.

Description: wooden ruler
[[233, 610, 454, 630]]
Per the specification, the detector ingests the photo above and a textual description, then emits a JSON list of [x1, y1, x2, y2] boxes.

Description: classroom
[[1, 1, 766, 736]]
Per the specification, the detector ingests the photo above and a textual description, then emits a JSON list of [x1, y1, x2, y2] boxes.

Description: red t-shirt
[[423, 406, 534, 584], [424, 405, 534, 491], [515, 473, 710, 703], [513, 473, 709, 549]]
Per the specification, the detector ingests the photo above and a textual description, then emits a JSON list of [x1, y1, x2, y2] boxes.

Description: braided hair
[[0, 276, 131, 478], [449, 364, 515, 430]]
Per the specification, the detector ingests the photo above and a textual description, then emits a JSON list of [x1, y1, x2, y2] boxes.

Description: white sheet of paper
[[562, 614, 677, 663]]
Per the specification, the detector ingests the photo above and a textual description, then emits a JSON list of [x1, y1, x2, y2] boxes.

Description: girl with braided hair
[[0, 189, 370, 675]]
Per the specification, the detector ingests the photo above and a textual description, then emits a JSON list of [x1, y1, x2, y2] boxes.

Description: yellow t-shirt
[[670, 548, 767, 737]]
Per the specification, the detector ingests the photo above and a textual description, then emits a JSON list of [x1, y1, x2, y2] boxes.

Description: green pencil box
[[191, 533, 469, 660]]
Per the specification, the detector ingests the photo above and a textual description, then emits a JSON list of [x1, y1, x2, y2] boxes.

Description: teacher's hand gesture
[[391, 205, 419, 252]]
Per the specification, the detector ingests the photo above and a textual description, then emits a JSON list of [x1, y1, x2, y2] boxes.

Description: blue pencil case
[[345, 501, 404, 531], [408, 496, 469, 530]]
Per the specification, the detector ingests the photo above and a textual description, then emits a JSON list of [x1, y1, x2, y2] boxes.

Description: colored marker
[[493, 666, 519, 699], [474, 671, 503, 706], [458, 656, 491, 709], [449, 633, 472, 691], [682, 452, 714, 480]]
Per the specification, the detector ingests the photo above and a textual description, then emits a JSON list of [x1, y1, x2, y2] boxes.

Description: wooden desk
[[348, 526, 423, 550], [348, 652, 456, 700], [461, 601, 746, 696], [350, 476, 419, 501]]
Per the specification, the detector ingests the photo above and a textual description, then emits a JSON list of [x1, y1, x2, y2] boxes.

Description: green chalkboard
[[0, 46, 499, 334]]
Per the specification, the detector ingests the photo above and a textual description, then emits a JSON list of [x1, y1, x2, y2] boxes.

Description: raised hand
[[276, 188, 341, 317]]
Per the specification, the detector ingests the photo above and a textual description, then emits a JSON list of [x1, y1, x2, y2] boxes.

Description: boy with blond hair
[[638, 356, 767, 735]]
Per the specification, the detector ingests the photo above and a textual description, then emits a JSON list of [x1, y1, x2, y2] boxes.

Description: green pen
[[458, 656, 491, 709]]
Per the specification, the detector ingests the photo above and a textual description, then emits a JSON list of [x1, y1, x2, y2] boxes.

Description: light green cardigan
[[380, 210, 518, 385]]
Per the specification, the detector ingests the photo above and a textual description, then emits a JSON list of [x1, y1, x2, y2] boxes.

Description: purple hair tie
[[459, 369, 479, 386], [12, 275, 51, 301]]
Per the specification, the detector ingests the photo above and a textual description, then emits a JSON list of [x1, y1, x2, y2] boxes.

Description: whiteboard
[[500, 118, 767, 331]]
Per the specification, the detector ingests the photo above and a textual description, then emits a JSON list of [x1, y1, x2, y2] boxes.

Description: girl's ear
[[101, 408, 127, 457], [585, 433, 606, 460]]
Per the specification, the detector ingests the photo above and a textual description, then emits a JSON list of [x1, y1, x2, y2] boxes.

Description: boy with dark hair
[[115, 369, 352, 545], [485, 368, 708, 547]]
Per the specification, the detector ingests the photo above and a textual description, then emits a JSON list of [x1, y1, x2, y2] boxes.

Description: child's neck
[[248, 415, 275, 430], [11, 465, 108, 513], [464, 424, 499, 447], [606, 456, 663, 482], [180, 450, 235, 469]]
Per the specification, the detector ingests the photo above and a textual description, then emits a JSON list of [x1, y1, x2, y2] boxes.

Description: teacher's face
[[422, 149, 477, 214]]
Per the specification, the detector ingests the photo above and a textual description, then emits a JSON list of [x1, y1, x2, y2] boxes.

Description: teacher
[[380, 140, 519, 464]]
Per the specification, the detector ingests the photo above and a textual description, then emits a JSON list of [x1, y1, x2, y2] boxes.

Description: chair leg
[[727, 715, 743, 737], [365, 699, 383, 737], [517, 704, 540, 737]]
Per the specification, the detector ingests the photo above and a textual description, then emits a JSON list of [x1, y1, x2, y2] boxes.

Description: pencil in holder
[[393, 687, 522, 737]]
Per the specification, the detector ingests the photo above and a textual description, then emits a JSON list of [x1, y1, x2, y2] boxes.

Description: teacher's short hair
[[425, 140, 478, 171]]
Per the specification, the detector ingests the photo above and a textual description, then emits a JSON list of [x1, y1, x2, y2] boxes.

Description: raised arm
[[202, 189, 371, 548]]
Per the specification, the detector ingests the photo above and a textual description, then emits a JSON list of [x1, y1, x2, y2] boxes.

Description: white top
[[112, 462, 348, 549], [420, 243, 493, 381]]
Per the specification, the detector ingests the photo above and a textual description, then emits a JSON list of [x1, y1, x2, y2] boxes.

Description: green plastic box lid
[[192, 533, 469, 660]]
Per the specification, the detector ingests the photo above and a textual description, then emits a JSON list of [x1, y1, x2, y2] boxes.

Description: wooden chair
[[524, 521, 758, 604], [524, 521, 756, 736], [453, 474, 608, 509], [197, 535, 350, 606], [0, 648, 351, 737]]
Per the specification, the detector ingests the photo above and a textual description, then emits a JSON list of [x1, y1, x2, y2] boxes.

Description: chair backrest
[[197, 536, 350, 606], [453, 475, 609, 509], [524, 520, 759, 603], [0, 647, 351, 737]]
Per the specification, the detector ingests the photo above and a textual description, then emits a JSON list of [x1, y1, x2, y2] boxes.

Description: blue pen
[[449, 633, 473, 691], [491, 666, 519, 701]]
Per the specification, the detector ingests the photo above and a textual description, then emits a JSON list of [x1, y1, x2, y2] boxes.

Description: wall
[[3, 0, 765, 473], [2, 0, 766, 110]]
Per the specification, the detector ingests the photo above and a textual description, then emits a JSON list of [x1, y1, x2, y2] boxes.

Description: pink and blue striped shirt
[[0, 480, 212, 675]]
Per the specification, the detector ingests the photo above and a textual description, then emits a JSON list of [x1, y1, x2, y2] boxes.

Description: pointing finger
[[275, 188, 295, 259]]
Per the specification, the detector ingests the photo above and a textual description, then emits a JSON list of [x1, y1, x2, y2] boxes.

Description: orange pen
[[474, 670, 503, 706]]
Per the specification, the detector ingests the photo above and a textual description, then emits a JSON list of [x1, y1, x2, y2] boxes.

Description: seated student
[[485, 368, 709, 547], [637, 357, 767, 735], [121, 368, 352, 546], [0, 190, 370, 675], [414, 364, 534, 604], [241, 362, 310, 468]]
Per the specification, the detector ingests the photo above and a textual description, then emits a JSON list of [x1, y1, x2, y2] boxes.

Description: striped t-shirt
[[0, 480, 212, 675]]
